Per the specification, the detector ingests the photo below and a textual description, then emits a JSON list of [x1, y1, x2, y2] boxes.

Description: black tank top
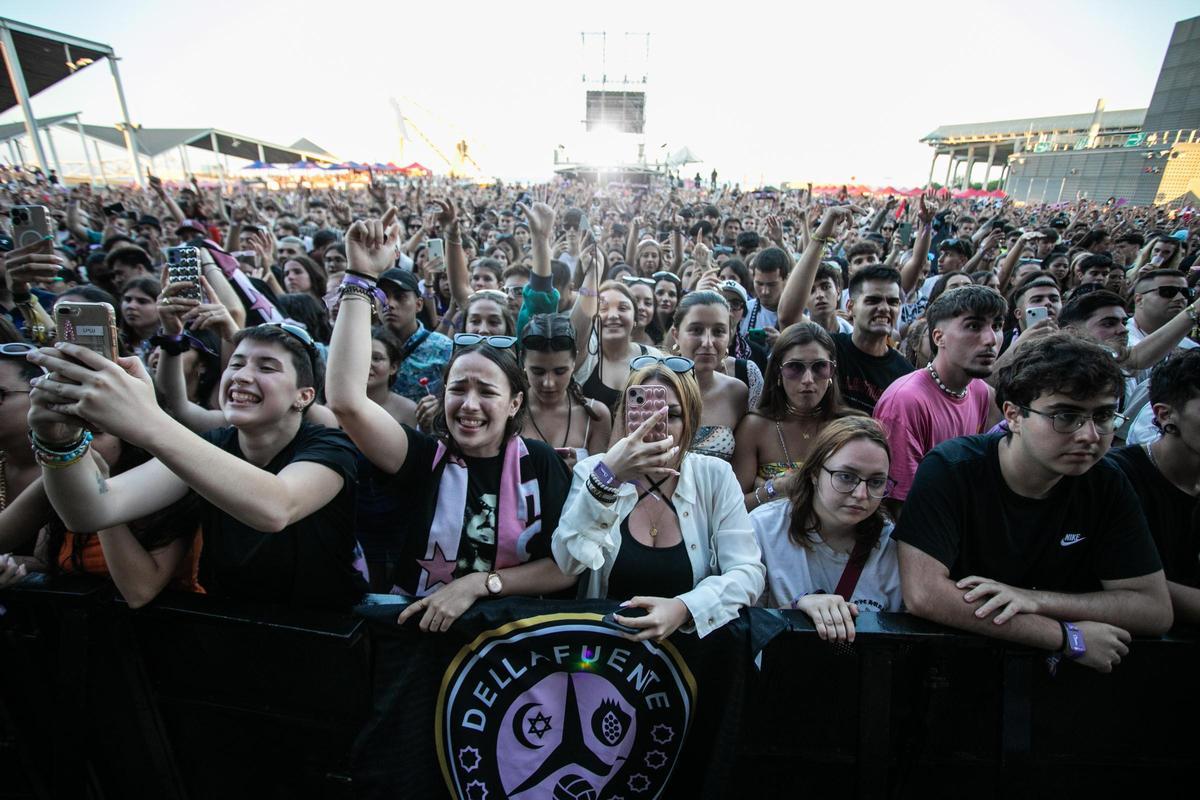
[[581, 344, 649, 410], [605, 488, 693, 601]]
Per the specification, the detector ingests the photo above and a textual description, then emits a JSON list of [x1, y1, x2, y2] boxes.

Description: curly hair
[[994, 331, 1126, 412]]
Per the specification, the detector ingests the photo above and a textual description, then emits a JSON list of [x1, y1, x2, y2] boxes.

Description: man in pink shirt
[[874, 285, 1007, 507]]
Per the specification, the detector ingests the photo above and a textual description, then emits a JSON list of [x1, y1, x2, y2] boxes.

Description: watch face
[[487, 574, 502, 594]]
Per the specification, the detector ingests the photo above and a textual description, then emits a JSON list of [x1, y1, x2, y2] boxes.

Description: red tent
[[401, 162, 432, 177]]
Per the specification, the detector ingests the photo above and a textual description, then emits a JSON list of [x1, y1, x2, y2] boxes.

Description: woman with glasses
[[733, 323, 860, 511], [520, 313, 611, 470], [668, 292, 759, 462], [24, 321, 367, 609], [751, 417, 901, 641], [552, 361, 764, 641], [327, 211, 575, 629]]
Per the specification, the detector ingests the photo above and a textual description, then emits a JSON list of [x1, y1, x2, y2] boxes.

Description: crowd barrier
[[1, 577, 1196, 799]]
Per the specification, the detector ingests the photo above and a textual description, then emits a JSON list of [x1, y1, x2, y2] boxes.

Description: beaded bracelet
[[585, 475, 618, 504], [586, 473, 617, 495], [31, 430, 89, 456], [339, 283, 378, 310], [32, 430, 93, 469]]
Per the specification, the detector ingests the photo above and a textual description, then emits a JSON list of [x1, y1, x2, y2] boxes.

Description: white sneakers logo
[[1060, 533, 1087, 547]]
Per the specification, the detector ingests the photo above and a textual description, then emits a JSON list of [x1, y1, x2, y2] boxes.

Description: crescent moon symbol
[[512, 702, 544, 750]]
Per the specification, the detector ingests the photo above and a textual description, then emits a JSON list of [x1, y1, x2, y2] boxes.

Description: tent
[[401, 162, 432, 177]]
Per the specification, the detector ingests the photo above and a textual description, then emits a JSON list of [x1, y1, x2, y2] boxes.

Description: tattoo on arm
[[96, 473, 109, 495]]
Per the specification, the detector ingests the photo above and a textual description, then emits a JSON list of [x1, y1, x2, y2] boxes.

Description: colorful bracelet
[[340, 274, 390, 313], [578, 287, 599, 298], [32, 429, 93, 469]]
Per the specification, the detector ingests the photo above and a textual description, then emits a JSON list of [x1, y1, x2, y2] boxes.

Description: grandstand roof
[[0, 18, 112, 114], [922, 108, 1146, 144], [71, 124, 335, 164], [0, 112, 79, 143]]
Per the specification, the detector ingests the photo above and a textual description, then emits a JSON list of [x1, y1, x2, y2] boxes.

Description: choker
[[927, 363, 967, 400]]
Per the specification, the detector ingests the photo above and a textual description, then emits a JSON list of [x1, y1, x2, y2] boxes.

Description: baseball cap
[[718, 279, 749, 306], [136, 214, 162, 231], [379, 267, 420, 295], [176, 218, 208, 236]]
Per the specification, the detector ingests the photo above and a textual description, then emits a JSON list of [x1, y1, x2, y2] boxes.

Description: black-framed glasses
[[781, 359, 836, 381], [821, 467, 895, 499], [0, 342, 37, 357], [629, 354, 695, 374], [521, 333, 575, 352], [1018, 406, 1127, 435], [453, 333, 517, 350], [1136, 285, 1193, 301], [621, 276, 656, 287]]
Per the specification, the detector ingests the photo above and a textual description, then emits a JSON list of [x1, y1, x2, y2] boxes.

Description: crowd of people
[[1, 163, 1198, 671]]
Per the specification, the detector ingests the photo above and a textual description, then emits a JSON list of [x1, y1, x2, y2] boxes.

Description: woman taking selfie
[[25, 321, 366, 609], [326, 210, 575, 630], [520, 313, 611, 469], [733, 322, 859, 511], [751, 417, 901, 642], [552, 360, 765, 641]]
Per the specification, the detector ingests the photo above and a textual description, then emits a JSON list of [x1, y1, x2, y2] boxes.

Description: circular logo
[[437, 613, 696, 800]]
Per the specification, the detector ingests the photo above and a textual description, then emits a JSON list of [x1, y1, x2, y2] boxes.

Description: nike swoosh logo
[[1060, 536, 1087, 547]]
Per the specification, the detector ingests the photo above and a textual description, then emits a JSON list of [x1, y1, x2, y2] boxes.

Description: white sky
[[2, 0, 1195, 186]]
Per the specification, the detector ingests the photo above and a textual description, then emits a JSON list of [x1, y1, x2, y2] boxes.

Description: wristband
[[592, 461, 620, 490], [340, 273, 389, 313], [764, 479, 777, 500], [150, 332, 189, 355], [345, 270, 379, 284], [578, 287, 598, 298]]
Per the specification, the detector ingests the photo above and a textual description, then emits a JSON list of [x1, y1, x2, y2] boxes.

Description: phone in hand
[[1025, 306, 1050, 327], [625, 385, 668, 442], [167, 246, 204, 301], [602, 607, 648, 635], [103, 202, 125, 217], [747, 327, 768, 345], [897, 222, 913, 245], [426, 238, 445, 263], [54, 301, 118, 361], [10, 205, 51, 249]]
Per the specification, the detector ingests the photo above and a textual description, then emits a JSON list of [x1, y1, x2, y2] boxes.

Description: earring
[[1164, 423, 1179, 435]]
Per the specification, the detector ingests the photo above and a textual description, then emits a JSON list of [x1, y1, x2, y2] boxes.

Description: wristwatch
[[1060, 621, 1086, 660], [485, 571, 503, 596]]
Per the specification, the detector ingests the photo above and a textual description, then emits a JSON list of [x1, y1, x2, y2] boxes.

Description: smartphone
[[10, 205, 51, 249], [625, 385, 669, 442], [602, 608, 648, 635], [427, 238, 445, 263], [897, 222, 913, 245], [167, 246, 204, 301], [747, 327, 768, 345], [1025, 306, 1050, 327], [102, 202, 125, 217], [55, 301, 118, 361]]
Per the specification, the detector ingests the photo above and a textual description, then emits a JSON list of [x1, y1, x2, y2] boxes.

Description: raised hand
[[518, 201, 555, 242], [346, 208, 402, 278]]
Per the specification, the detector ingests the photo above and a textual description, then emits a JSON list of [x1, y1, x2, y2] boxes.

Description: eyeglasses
[[1018, 406, 1127, 435], [503, 285, 525, 297], [521, 333, 575, 352], [629, 355, 695, 374], [1136, 285, 1193, 301], [0, 386, 31, 406], [453, 333, 517, 350], [822, 467, 895, 499], [781, 359, 835, 381], [621, 276, 656, 287]]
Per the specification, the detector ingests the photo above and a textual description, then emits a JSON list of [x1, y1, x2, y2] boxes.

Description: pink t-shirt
[[872, 367, 993, 500]]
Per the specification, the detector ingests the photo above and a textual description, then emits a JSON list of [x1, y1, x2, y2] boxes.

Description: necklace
[[528, 395, 573, 448], [927, 362, 967, 400], [639, 475, 673, 544]]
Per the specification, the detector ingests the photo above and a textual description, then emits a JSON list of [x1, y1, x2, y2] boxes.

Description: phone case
[[625, 385, 669, 442], [55, 302, 118, 361], [11, 205, 50, 249], [167, 246, 204, 301]]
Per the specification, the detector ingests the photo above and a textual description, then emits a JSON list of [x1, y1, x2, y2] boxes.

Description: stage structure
[[556, 32, 671, 185], [0, 17, 144, 186]]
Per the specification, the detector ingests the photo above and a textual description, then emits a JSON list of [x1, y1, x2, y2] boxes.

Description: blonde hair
[[612, 364, 702, 464]]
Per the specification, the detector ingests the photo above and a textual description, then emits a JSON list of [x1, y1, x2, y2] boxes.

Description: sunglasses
[[621, 276, 656, 287], [453, 333, 517, 350], [629, 355, 695, 374], [259, 321, 319, 360], [0, 342, 37, 357], [781, 359, 835, 381], [1136, 285, 1193, 301], [521, 333, 575, 352], [651, 271, 681, 284]]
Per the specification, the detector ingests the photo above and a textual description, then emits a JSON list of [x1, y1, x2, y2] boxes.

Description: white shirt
[[553, 452, 765, 638], [750, 500, 901, 613], [739, 298, 778, 335]]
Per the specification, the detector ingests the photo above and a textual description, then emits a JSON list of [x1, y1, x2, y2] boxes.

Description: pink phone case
[[625, 385, 668, 442]]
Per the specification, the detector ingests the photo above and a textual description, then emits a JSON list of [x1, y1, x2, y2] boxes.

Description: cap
[[379, 267, 420, 295], [136, 214, 162, 231], [278, 235, 307, 251], [718, 279, 749, 305], [175, 218, 208, 235]]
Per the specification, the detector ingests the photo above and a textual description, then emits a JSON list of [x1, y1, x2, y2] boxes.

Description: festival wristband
[[341, 273, 389, 313], [593, 461, 620, 490]]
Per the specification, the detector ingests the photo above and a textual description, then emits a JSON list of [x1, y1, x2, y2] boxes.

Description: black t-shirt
[[831, 333, 913, 414], [894, 434, 1162, 592], [197, 423, 366, 609], [1105, 445, 1200, 588], [387, 427, 573, 594]]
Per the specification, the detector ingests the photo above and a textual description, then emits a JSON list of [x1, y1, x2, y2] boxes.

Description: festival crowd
[[1, 164, 1198, 673]]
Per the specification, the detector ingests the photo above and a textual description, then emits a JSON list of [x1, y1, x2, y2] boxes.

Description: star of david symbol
[[417, 542, 457, 591], [650, 723, 674, 745], [527, 711, 553, 739]]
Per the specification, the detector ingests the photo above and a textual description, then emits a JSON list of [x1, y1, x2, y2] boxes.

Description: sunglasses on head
[[259, 321, 317, 352], [621, 276, 656, 286], [629, 354, 695, 374], [651, 271, 681, 284], [453, 333, 517, 350], [781, 359, 835, 381], [1137, 285, 1193, 301], [469, 289, 509, 305], [0, 342, 37, 357], [521, 331, 575, 352]]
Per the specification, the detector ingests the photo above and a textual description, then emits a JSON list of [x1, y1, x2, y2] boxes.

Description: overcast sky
[[3, 0, 1195, 186]]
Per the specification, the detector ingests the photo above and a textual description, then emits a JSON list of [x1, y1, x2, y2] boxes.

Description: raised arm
[[1118, 296, 1200, 371], [148, 171, 186, 224], [435, 199, 471, 310], [154, 278, 227, 433], [325, 210, 412, 473], [900, 194, 935, 295], [997, 230, 1037, 292], [777, 205, 857, 328], [570, 240, 604, 350]]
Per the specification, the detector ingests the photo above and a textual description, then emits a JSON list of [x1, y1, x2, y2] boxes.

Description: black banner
[[351, 599, 786, 800]]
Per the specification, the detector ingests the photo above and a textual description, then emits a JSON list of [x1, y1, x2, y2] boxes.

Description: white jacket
[[552, 452, 766, 638]]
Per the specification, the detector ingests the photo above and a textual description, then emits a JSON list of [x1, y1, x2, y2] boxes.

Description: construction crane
[[389, 97, 482, 178]]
